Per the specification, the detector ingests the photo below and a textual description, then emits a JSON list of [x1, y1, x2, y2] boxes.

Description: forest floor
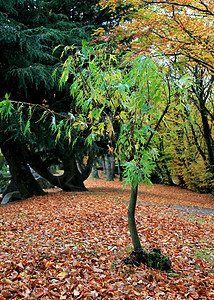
[[0, 175, 214, 299]]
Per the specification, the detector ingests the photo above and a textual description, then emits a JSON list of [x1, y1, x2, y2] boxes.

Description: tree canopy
[[98, 0, 214, 71], [0, 0, 119, 108], [0, 0, 121, 198], [94, 0, 214, 192]]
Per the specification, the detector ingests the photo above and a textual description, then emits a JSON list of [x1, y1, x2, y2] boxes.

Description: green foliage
[[0, 0, 122, 176], [154, 91, 214, 193], [0, 97, 14, 120], [0, 0, 116, 107], [59, 43, 177, 187]]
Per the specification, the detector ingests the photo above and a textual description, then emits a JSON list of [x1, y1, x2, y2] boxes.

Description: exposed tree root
[[123, 248, 172, 271]]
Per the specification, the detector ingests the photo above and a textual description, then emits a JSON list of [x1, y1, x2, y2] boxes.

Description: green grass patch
[[194, 249, 214, 265], [85, 192, 105, 196], [183, 215, 214, 225]]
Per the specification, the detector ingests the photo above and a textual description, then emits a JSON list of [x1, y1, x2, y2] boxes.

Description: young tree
[[59, 44, 181, 270]]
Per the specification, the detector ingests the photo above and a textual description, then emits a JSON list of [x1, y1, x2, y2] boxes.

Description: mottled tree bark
[[105, 154, 114, 181]]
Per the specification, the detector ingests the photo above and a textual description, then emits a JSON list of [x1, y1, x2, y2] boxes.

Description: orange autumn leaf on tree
[[98, 0, 214, 71]]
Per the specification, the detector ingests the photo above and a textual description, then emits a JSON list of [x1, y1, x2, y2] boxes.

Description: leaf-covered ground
[[0, 176, 214, 299]]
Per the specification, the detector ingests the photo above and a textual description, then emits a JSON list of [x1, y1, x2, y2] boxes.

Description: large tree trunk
[[29, 155, 87, 191], [2, 178, 18, 198], [50, 156, 87, 191], [24, 148, 93, 191], [75, 151, 94, 181], [1, 139, 45, 199]]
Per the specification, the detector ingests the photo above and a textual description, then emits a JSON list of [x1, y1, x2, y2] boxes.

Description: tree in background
[[95, 0, 214, 191], [0, 0, 122, 199], [98, 0, 214, 71], [0, 0, 117, 107], [153, 74, 214, 193]]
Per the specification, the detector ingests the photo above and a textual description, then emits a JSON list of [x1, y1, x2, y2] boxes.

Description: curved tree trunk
[[192, 66, 214, 177], [24, 147, 93, 191], [29, 155, 87, 191], [56, 155, 87, 191], [2, 178, 18, 198], [76, 151, 94, 181], [128, 184, 142, 251], [1, 139, 45, 199]]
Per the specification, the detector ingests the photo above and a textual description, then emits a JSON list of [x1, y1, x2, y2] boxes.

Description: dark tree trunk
[[155, 137, 175, 186], [24, 148, 93, 191], [76, 151, 94, 181], [92, 160, 100, 179], [110, 155, 115, 178], [54, 155, 87, 191], [1, 139, 45, 199], [155, 160, 175, 185], [184, 108, 207, 164], [2, 178, 17, 198], [124, 184, 171, 271], [102, 155, 106, 174], [199, 106, 214, 174], [128, 184, 142, 251], [155, 161, 164, 180], [31, 155, 87, 191], [117, 160, 123, 181], [162, 163, 175, 186], [192, 66, 214, 176]]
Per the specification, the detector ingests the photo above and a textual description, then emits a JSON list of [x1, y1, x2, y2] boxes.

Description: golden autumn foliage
[[98, 0, 214, 71]]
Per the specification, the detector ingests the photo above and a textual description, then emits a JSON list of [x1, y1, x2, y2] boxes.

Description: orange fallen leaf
[[34, 288, 45, 298]]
